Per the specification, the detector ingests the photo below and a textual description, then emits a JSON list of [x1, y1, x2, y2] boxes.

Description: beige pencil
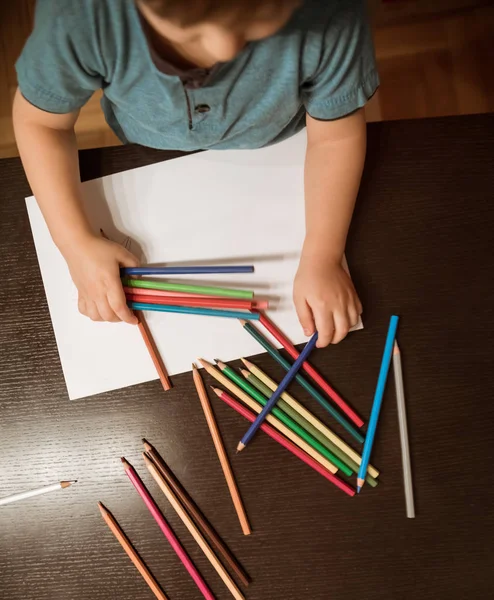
[[98, 502, 169, 600], [143, 454, 245, 600], [241, 358, 380, 480], [192, 363, 251, 536], [198, 359, 338, 475]]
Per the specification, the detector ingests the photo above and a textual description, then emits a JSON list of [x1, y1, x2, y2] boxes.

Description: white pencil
[[0, 481, 77, 506], [393, 342, 415, 518]]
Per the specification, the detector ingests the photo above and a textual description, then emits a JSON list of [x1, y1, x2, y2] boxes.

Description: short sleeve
[[302, 0, 379, 120], [15, 0, 104, 114]]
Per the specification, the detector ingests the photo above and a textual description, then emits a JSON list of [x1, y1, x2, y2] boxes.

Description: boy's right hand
[[61, 234, 139, 324]]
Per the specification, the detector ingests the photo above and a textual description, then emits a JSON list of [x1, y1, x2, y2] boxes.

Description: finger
[[96, 297, 121, 323], [348, 306, 360, 329], [78, 297, 88, 317], [117, 246, 140, 268], [294, 296, 315, 337], [331, 310, 351, 344], [108, 283, 138, 325], [85, 300, 103, 322], [312, 307, 335, 348]]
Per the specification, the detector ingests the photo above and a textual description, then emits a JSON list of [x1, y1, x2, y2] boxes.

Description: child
[[14, 0, 378, 347]]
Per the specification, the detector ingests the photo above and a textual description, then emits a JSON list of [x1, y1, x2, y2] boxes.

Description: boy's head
[[138, 0, 301, 63]]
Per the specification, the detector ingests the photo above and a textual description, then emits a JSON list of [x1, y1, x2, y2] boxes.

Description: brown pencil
[[192, 363, 251, 536], [143, 454, 246, 600], [136, 312, 172, 391], [142, 439, 249, 587], [98, 502, 169, 600]]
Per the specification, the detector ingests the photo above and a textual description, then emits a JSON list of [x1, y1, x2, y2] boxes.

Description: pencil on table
[[142, 439, 250, 586], [136, 312, 172, 391], [0, 480, 76, 506], [121, 458, 214, 600], [258, 312, 364, 427], [143, 454, 246, 600], [192, 364, 251, 536], [212, 388, 355, 497], [197, 359, 339, 475], [393, 341, 415, 518], [98, 502, 169, 600]]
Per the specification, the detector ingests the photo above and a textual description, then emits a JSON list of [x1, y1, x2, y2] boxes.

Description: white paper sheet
[[26, 131, 361, 400]]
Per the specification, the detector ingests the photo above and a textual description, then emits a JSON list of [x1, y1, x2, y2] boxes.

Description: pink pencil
[[211, 389, 355, 497], [121, 458, 214, 600], [123, 286, 210, 299]]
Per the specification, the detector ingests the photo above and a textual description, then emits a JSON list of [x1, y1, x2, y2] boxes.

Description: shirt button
[[195, 104, 211, 114]]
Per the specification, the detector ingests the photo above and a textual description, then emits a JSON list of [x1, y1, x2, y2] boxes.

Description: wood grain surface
[[1, 115, 493, 600]]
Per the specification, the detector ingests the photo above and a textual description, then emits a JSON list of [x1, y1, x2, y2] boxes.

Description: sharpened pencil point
[[215, 359, 226, 370], [120, 457, 130, 469], [357, 486, 361, 494], [240, 357, 254, 370], [236, 442, 245, 453], [238, 319, 247, 327], [240, 369, 250, 378], [394, 341, 400, 355]]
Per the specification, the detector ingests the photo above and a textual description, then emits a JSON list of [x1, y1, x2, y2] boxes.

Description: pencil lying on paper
[[258, 312, 364, 427], [241, 359, 380, 484], [127, 293, 268, 311], [212, 388, 355, 497], [122, 265, 254, 276], [98, 502, 169, 600], [129, 302, 260, 320], [144, 454, 246, 600], [142, 439, 250, 586], [393, 341, 415, 518], [0, 480, 76, 506], [121, 458, 214, 600], [239, 320, 364, 444], [123, 278, 254, 299], [198, 359, 339, 475], [136, 312, 171, 391], [357, 315, 399, 493], [192, 364, 251, 536]]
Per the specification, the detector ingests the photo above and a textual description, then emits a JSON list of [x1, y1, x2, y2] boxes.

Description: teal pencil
[[129, 302, 260, 321]]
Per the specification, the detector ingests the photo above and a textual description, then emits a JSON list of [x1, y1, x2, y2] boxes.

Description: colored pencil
[[393, 341, 415, 518], [239, 320, 364, 444], [124, 286, 210, 299], [197, 359, 338, 475], [241, 359, 380, 481], [258, 313, 363, 427], [213, 388, 355, 497], [143, 454, 245, 600], [237, 333, 319, 450], [192, 364, 251, 536], [216, 360, 351, 475], [129, 302, 260, 320], [98, 502, 169, 600], [239, 368, 380, 485], [122, 278, 254, 299], [122, 265, 254, 276], [142, 439, 250, 586], [357, 315, 399, 493], [136, 312, 172, 391], [121, 458, 214, 600], [127, 294, 268, 311], [0, 480, 76, 506]]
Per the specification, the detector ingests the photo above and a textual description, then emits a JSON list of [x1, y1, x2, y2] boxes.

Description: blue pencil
[[128, 301, 261, 321], [237, 332, 319, 452], [121, 265, 254, 276], [357, 315, 399, 493]]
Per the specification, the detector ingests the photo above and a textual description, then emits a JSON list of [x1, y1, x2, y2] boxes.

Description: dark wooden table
[[1, 115, 493, 600]]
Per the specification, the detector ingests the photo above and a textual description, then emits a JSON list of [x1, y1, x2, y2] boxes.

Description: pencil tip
[[215, 359, 225, 369], [357, 487, 361, 494], [239, 319, 247, 327], [236, 442, 245, 453], [394, 341, 400, 354], [210, 386, 221, 397], [240, 369, 249, 377], [192, 362, 197, 370]]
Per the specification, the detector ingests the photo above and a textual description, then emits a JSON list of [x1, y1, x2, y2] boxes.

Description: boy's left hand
[[293, 256, 362, 348]]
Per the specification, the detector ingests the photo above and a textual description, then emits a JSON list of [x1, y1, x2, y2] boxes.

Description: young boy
[[14, 0, 378, 347]]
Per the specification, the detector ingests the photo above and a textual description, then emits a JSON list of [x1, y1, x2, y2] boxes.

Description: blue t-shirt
[[16, 0, 379, 151]]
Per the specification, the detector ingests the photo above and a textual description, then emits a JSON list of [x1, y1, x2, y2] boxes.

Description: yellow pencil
[[197, 359, 338, 475], [241, 358, 380, 480]]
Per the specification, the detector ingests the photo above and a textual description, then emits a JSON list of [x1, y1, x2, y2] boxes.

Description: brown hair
[[139, 0, 297, 27]]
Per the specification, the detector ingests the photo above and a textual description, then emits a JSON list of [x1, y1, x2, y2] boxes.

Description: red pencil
[[136, 312, 172, 391], [121, 458, 215, 600], [127, 293, 268, 311], [211, 388, 355, 497], [258, 313, 364, 428]]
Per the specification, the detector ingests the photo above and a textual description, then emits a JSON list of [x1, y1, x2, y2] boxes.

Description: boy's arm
[[13, 90, 138, 324], [294, 109, 366, 347]]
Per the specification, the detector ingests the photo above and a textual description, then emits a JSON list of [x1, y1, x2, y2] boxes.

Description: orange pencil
[[136, 312, 172, 391], [98, 502, 169, 600], [192, 363, 251, 535]]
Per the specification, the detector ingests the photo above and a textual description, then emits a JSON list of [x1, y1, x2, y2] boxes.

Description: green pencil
[[122, 278, 254, 299], [238, 320, 364, 444], [215, 360, 352, 476], [241, 369, 377, 487]]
